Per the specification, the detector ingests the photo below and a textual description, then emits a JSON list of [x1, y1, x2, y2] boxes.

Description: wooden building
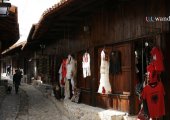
[[0, 5, 19, 78], [16, 0, 170, 118]]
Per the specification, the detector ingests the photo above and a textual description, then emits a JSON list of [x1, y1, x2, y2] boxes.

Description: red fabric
[[142, 82, 165, 118], [61, 78, 65, 85], [102, 87, 106, 94], [62, 59, 67, 78], [150, 47, 164, 72], [147, 62, 158, 83], [61, 59, 67, 85]]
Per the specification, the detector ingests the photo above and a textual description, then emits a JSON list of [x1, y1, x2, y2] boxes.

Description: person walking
[[13, 70, 22, 94]]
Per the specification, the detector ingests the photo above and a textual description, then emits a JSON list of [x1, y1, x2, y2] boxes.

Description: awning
[[1, 40, 27, 55]]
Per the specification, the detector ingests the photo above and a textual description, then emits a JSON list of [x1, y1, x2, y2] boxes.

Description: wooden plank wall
[[43, 0, 169, 115], [93, 43, 132, 112], [45, 0, 168, 55], [41, 0, 169, 58], [161, 33, 170, 120]]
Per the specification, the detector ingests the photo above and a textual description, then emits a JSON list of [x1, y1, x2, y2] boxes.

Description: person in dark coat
[[13, 70, 22, 94]]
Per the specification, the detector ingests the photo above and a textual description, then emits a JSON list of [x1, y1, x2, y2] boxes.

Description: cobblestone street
[[0, 83, 69, 120], [0, 81, 137, 120]]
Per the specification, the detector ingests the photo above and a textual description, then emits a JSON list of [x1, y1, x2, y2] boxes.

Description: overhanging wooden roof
[[26, 0, 110, 48]]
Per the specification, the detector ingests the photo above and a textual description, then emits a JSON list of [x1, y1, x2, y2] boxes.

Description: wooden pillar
[[90, 47, 97, 106]]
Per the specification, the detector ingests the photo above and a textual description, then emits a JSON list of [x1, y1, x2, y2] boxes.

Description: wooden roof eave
[[31, 0, 76, 40], [22, 24, 39, 51], [31, 0, 108, 40]]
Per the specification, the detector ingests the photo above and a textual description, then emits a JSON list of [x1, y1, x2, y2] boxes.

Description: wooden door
[[95, 42, 132, 112]]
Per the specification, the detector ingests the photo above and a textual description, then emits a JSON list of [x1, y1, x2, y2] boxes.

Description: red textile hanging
[[150, 47, 164, 72], [142, 82, 165, 118]]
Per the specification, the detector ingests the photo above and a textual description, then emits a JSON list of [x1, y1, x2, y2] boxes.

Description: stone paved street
[[0, 83, 69, 120], [0, 82, 137, 120], [0, 85, 20, 120]]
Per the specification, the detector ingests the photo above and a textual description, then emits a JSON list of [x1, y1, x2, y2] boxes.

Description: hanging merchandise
[[150, 47, 164, 73], [145, 46, 164, 84], [61, 59, 67, 85], [98, 49, 111, 94], [109, 50, 121, 75], [82, 52, 91, 78], [65, 54, 77, 99], [146, 62, 158, 83], [59, 59, 67, 99], [142, 82, 165, 119]]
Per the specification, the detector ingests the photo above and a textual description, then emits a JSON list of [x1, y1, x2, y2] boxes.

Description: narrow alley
[[1, 0, 170, 120], [0, 81, 133, 120], [0, 82, 69, 120]]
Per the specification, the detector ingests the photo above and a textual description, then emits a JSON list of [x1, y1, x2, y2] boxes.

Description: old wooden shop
[[1, 0, 170, 119]]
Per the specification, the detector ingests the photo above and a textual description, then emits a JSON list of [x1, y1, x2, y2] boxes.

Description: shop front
[[25, 0, 170, 119]]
